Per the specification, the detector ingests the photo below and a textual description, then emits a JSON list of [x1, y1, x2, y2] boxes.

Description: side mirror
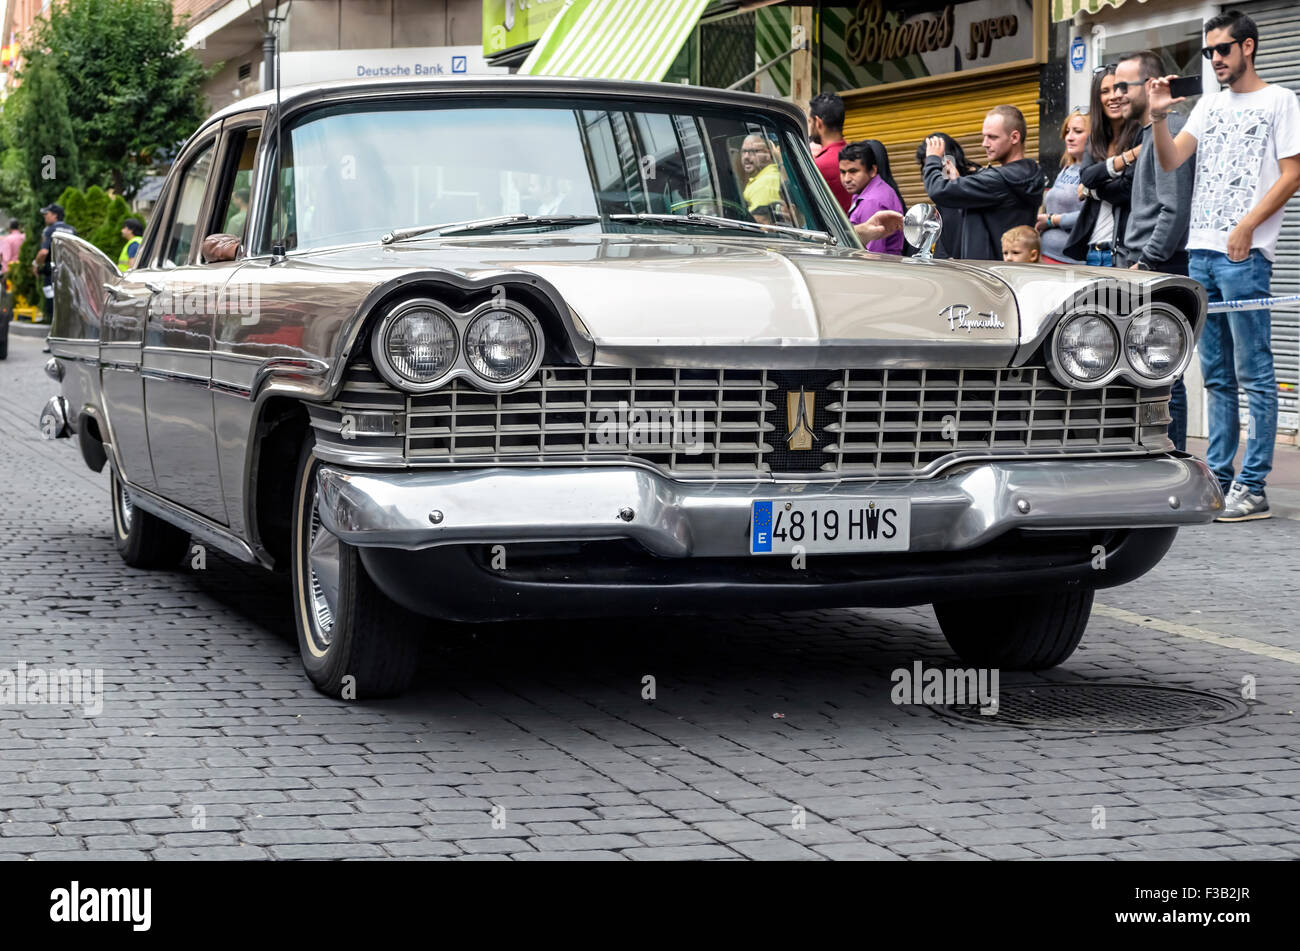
[[200, 232, 241, 263], [903, 203, 943, 260]]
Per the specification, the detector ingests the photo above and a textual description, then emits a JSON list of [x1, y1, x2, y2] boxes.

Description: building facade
[[180, 0, 490, 111]]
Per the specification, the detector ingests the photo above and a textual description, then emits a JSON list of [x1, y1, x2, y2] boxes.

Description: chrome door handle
[[103, 283, 128, 301], [144, 281, 164, 295]]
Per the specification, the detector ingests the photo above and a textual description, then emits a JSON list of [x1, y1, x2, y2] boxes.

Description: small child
[[1001, 225, 1041, 263]]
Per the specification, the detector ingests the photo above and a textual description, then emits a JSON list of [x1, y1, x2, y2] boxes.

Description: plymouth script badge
[[786, 386, 818, 450], [941, 303, 1006, 333]]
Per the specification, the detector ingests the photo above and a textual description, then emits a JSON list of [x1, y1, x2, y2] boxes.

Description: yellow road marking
[[1094, 603, 1300, 666]]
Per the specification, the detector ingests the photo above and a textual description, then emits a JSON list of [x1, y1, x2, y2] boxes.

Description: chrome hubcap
[[306, 488, 341, 648], [119, 482, 134, 531]]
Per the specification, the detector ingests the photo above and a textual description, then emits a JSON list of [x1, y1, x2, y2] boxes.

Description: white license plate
[[750, 498, 910, 555]]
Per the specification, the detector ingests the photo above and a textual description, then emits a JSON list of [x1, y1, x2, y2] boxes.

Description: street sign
[[1070, 37, 1087, 73]]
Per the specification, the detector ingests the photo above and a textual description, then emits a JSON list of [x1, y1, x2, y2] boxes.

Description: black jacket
[[1064, 156, 1135, 262], [922, 156, 1045, 260]]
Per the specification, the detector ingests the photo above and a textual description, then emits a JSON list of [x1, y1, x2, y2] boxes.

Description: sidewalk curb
[[8, 321, 48, 338]]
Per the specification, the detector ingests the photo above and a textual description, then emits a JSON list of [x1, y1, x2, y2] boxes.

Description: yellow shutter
[[841, 66, 1043, 209]]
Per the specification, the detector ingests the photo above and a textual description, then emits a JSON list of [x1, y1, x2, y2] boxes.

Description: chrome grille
[[311, 364, 1158, 478], [407, 367, 776, 472], [829, 367, 1148, 474]]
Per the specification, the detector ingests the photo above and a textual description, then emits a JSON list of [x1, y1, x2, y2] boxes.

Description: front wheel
[[933, 587, 1094, 670], [290, 439, 421, 698], [110, 467, 190, 568]]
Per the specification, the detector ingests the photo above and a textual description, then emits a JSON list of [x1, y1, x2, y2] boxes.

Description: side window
[[212, 128, 261, 244], [162, 143, 216, 268]]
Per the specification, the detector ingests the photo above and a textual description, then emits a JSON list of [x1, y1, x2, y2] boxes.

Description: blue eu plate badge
[[751, 501, 773, 553]]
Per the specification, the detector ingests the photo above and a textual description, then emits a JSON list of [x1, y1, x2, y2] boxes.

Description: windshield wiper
[[381, 214, 600, 244], [609, 212, 834, 245]]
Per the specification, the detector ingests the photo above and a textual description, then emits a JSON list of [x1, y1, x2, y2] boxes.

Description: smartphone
[[1169, 75, 1203, 99]]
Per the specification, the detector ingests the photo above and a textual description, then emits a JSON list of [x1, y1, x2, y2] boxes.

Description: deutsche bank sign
[[278, 46, 504, 86]]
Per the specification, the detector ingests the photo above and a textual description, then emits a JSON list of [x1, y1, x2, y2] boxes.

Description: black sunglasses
[[1092, 64, 1116, 75], [1201, 39, 1241, 59]]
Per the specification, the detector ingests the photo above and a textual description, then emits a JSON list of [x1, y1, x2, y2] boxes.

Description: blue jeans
[[1086, 248, 1112, 267], [1188, 249, 1277, 492], [1168, 377, 1187, 451]]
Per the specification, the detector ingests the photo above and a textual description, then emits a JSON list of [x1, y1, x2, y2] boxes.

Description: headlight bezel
[[1045, 303, 1193, 390], [370, 297, 545, 394], [463, 303, 543, 385], [1046, 309, 1120, 388], [1122, 302, 1193, 385]]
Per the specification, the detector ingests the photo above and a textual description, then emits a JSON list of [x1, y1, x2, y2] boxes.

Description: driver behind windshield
[[739, 134, 781, 215]]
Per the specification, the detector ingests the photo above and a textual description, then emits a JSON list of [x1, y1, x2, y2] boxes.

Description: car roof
[[206, 74, 807, 132]]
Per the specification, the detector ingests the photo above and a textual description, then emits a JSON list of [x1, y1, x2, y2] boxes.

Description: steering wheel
[[669, 197, 752, 218]]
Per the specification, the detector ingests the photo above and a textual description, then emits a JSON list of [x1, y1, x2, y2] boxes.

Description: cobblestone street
[[2, 333, 1298, 861]]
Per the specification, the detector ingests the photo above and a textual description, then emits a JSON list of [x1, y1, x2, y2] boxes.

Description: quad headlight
[[1052, 312, 1118, 384], [1124, 305, 1190, 381], [1047, 303, 1193, 389], [371, 297, 545, 393], [381, 306, 457, 386], [465, 307, 537, 383]]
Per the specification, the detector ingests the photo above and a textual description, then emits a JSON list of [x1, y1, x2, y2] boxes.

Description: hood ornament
[[903, 203, 943, 260], [786, 386, 818, 450]]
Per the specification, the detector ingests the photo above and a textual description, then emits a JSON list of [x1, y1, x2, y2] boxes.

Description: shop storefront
[[830, 0, 1048, 206]]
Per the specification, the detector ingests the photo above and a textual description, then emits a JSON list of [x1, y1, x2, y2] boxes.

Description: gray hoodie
[[1123, 113, 1193, 267]]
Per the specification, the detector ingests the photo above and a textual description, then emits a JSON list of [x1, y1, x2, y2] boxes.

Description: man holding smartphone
[[1151, 10, 1300, 522], [1111, 50, 1194, 451]]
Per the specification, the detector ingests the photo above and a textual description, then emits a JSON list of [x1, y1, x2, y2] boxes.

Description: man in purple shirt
[[840, 141, 904, 254]]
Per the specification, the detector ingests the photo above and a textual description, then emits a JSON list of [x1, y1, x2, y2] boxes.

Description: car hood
[[302, 234, 1028, 367]]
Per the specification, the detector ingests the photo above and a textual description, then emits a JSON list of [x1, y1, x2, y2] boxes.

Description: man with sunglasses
[[1151, 10, 1300, 522], [1111, 51, 1194, 452]]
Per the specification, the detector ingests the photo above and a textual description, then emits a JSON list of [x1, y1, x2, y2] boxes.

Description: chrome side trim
[[210, 379, 253, 399], [123, 480, 267, 567], [141, 367, 211, 387], [47, 337, 99, 361], [250, 357, 329, 399], [316, 456, 1223, 558]]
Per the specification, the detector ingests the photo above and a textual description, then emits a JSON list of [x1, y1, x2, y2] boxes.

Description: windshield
[[260, 100, 833, 252]]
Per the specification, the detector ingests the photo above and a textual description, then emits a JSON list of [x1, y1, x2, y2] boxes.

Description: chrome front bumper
[[317, 456, 1222, 557]]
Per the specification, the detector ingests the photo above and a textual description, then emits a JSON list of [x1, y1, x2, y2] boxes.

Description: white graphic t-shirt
[[1184, 84, 1300, 260]]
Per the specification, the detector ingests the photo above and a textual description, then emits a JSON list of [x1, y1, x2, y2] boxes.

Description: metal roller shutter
[[840, 67, 1042, 208], [1238, 0, 1300, 433]]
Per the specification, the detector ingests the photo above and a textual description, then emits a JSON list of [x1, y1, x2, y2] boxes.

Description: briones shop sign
[[843, 0, 1034, 77]]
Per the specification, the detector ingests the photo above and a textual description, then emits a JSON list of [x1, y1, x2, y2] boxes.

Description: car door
[[137, 131, 230, 524], [96, 132, 212, 495]]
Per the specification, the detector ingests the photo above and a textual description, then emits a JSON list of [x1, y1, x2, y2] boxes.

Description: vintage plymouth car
[[40, 77, 1221, 697]]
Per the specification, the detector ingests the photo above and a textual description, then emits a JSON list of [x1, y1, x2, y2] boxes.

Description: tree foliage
[[59, 184, 137, 261], [22, 0, 210, 197], [5, 58, 81, 305]]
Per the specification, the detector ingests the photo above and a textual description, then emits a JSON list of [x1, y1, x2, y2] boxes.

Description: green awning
[[519, 0, 711, 82], [1051, 0, 1147, 22]]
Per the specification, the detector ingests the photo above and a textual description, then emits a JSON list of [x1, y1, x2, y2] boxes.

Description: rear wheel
[[110, 467, 190, 568], [933, 587, 1094, 670], [290, 438, 421, 698]]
